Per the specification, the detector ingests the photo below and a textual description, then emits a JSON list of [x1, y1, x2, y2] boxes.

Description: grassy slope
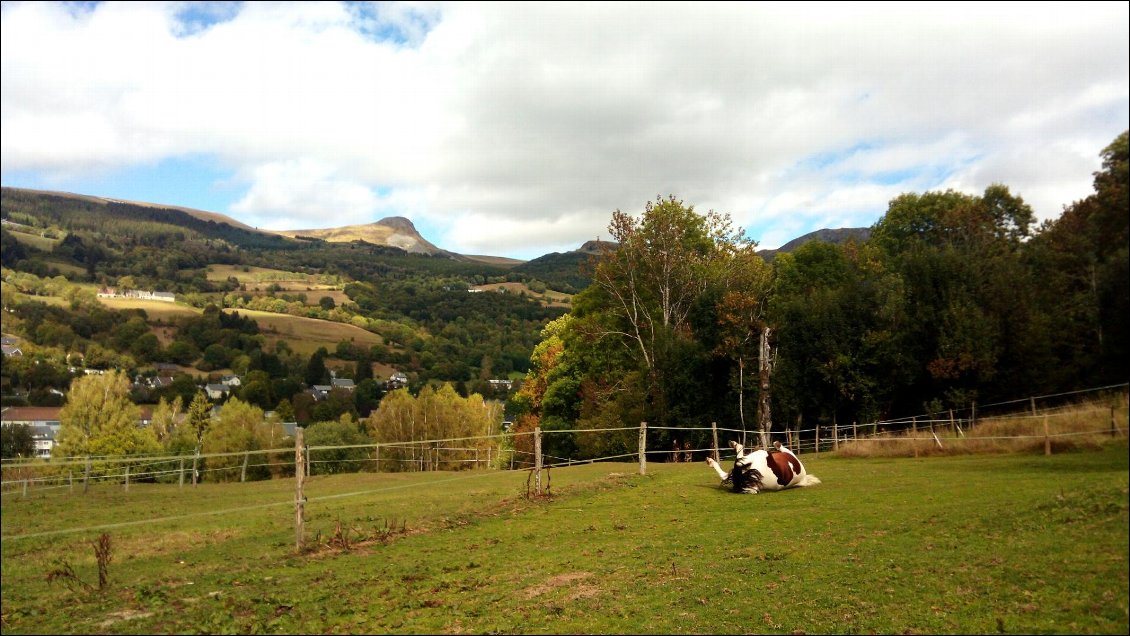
[[236, 308, 383, 356], [472, 282, 573, 308], [1, 443, 1126, 634]]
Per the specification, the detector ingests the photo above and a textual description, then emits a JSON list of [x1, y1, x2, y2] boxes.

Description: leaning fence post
[[711, 421, 720, 462], [295, 427, 306, 553], [638, 421, 647, 476], [240, 452, 249, 482], [534, 426, 543, 496]]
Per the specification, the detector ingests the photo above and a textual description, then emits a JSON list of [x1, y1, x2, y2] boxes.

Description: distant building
[[386, 372, 409, 390], [331, 378, 355, 392], [204, 384, 231, 400], [1, 407, 62, 458], [97, 288, 175, 302]]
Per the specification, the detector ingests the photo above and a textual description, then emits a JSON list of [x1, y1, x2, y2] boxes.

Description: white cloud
[[230, 158, 379, 229], [2, 1, 1127, 258]]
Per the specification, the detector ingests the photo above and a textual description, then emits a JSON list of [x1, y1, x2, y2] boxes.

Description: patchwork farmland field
[[2, 444, 1126, 634]]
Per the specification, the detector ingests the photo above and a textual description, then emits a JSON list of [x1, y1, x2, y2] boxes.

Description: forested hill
[[756, 227, 871, 261], [1, 187, 296, 252], [0, 185, 571, 419]]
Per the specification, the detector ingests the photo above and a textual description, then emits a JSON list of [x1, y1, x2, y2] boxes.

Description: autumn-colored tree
[[56, 370, 159, 458], [366, 384, 498, 471], [201, 398, 284, 481]]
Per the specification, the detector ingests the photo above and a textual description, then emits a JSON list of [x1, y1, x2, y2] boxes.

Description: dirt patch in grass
[[98, 609, 154, 628], [522, 571, 595, 600]]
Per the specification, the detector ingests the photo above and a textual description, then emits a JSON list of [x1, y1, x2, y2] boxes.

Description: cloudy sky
[[2, 1, 1127, 260]]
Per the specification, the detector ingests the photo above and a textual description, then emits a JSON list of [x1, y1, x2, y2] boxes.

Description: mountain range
[[1, 186, 869, 264]]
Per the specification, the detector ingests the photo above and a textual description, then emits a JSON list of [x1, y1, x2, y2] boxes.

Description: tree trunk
[[757, 325, 773, 448]]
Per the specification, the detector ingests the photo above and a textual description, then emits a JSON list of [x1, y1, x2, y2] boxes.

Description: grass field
[[96, 297, 199, 320], [237, 308, 384, 356], [204, 265, 322, 284], [472, 282, 572, 308], [5, 228, 60, 252], [2, 443, 1126, 634]]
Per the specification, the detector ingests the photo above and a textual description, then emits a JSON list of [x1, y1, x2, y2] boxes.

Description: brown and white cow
[[705, 440, 821, 493]]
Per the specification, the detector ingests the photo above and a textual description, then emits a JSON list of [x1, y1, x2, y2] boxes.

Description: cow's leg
[[705, 456, 729, 481]]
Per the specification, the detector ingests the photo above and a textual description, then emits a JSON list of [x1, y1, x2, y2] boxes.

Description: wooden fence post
[[83, 456, 91, 494], [1044, 415, 1051, 456], [240, 452, 249, 482], [1112, 406, 1118, 437], [711, 422, 720, 462], [971, 401, 977, 429], [833, 422, 839, 451], [124, 463, 130, 492], [815, 425, 821, 455], [534, 426, 543, 496], [69, 471, 74, 492], [1030, 396, 1037, 417], [912, 417, 918, 458], [178, 458, 185, 489], [295, 427, 306, 553], [375, 444, 381, 472], [191, 450, 199, 486], [22, 479, 27, 497], [638, 421, 648, 476]]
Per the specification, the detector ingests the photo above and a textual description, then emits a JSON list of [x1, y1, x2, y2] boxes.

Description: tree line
[[512, 131, 1128, 458]]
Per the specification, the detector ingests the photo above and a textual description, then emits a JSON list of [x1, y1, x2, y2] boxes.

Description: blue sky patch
[[344, 1, 439, 47], [3, 155, 240, 217], [171, 1, 243, 38]]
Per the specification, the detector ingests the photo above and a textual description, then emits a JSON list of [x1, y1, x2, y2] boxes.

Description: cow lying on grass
[[705, 440, 821, 493]]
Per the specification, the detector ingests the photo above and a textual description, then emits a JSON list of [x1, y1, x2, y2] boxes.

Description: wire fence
[[2, 384, 1126, 500], [1, 384, 1126, 548]]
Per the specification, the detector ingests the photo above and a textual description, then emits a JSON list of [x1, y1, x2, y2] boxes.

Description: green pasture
[[1, 444, 1127, 634]]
